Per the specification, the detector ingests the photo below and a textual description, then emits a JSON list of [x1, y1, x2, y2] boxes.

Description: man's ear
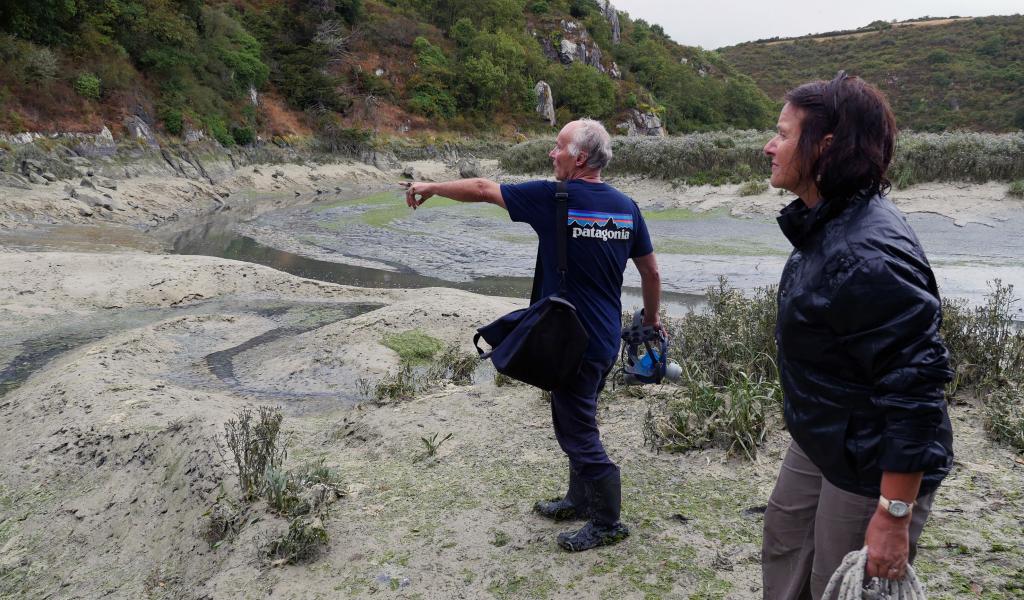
[[575, 152, 588, 167]]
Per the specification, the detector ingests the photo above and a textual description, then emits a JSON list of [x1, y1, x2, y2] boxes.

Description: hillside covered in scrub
[[0, 0, 774, 143], [720, 15, 1024, 132]]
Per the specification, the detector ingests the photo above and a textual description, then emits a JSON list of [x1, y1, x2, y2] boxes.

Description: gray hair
[[567, 118, 613, 170]]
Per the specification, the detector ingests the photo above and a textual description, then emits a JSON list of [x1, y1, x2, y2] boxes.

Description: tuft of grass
[[224, 406, 286, 500], [374, 362, 419, 402], [382, 329, 445, 364], [1008, 180, 1024, 198], [374, 344, 479, 402], [738, 179, 769, 196], [426, 344, 478, 385], [265, 516, 329, 565], [418, 432, 454, 461]]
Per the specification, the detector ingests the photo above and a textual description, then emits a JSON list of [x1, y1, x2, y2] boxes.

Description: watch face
[[889, 501, 910, 518]]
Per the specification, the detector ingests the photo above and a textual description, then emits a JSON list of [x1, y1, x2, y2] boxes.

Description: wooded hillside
[[720, 15, 1024, 132], [0, 0, 774, 142]]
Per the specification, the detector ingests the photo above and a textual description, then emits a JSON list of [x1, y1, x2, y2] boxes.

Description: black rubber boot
[[534, 467, 587, 521], [557, 470, 629, 552]]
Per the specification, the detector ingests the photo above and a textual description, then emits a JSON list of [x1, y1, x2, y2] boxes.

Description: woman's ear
[[820, 133, 834, 152]]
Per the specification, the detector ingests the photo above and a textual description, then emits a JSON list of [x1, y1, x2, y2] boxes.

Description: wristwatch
[[879, 495, 914, 518]]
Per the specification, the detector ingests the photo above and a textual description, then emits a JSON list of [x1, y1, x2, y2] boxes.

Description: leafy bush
[[529, 1, 549, 14], [941, 281, 1024, 395], [160, 107, 184, 135], [231, 125, 255, 146], [458, 51, 507, 112], [983, 384, 1024, 452], [74, 73, 101, 100], [23, 45, 58, 83], [738, 179, 769, 196], [206, 117, 234, 146]]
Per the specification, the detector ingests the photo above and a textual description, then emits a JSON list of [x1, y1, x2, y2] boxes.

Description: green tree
[[408, 36, 457, 119], [554, 62, 615, 118], [459, 51, 507, 112]]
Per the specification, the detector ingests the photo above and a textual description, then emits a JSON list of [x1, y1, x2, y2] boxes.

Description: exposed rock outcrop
[[534, 81, 556, 126], [600, 1, 621, 44], [123, 116, 159, 147], [616, 109, 666, 137]]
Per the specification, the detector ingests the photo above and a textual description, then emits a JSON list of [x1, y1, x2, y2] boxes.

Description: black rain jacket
[[776, 192, 954, 498]]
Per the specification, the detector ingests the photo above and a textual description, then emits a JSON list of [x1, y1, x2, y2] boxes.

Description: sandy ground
[[1, 251, 1022, 599], [1, 149, 1023, 598]]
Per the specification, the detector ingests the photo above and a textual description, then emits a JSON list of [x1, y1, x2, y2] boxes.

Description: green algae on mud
[[643, 207, 730, 222], [655, 239, 788, 257]]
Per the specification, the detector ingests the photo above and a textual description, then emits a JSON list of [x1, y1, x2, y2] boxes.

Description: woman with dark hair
[[760, 72, 954, 599]]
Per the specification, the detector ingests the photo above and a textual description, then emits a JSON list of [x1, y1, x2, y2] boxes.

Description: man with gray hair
[[402, 118, 661, 551]]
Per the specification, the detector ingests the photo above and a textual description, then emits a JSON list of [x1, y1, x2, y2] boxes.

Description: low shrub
[[231, 125, 255, 146], [940, 280, 1024, 395], [983, 384, 1024, 452], [266, 516, 329, 564], [503, 131, 1024, 185], [207, 117, 234, 147], [263, 458, 344, 517], [738, 179, 769, 196], [1008, 180, 1024, 197], [374, 343, 479, 402], [73, 73, 101, 100], [644, 366, 779, 460], [645, 279, 781, 459], [23, 46, 59, 84], [224, 406, 285, 500], [160, 107, 184, 135]]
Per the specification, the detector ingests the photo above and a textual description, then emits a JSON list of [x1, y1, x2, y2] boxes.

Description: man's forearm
[[428, 178, 499, 203], [640, 271, 661, 325]]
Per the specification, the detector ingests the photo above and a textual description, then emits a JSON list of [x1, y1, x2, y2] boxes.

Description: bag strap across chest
[[529, 181, 569, 304]]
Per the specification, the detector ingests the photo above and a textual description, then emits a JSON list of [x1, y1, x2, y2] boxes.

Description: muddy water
[[172, 189, 1024, 316]]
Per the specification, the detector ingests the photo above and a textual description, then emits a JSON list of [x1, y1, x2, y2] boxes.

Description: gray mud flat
[[180, 191, 1024, 312]]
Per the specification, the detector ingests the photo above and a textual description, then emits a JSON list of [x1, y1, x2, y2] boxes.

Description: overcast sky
[[610, 1, 1023, 49]]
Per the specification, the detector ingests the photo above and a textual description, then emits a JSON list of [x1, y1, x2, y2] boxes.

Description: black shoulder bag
[[472, 181, 589, 391]]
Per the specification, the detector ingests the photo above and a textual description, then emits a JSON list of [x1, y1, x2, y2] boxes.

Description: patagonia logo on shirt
[[567, 209, 633, 241]]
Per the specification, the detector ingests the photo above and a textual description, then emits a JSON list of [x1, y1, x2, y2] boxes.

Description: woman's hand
[[401, 182, 434, 209], [864, 507, 911, 580]]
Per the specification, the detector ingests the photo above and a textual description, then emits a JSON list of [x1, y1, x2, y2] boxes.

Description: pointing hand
[[400, 181, 433, 209]]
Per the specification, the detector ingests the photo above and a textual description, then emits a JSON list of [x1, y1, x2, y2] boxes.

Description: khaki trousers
[[761, 441, 935, 600]]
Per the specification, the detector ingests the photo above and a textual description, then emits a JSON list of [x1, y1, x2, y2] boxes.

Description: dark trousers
[[550, 357, 618, 481]]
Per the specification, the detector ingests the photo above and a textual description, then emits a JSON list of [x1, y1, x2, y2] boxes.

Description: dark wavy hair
[[785, 72, 897, 203]]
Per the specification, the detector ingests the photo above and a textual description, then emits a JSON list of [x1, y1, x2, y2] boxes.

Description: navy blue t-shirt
[[501, 179, 654, 361]]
